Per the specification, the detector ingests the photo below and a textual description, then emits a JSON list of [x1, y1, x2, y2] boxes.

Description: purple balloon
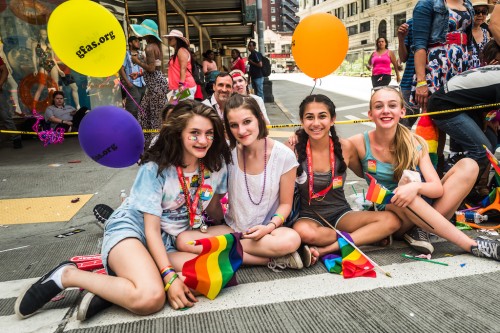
[[78, 106, 144, 168]]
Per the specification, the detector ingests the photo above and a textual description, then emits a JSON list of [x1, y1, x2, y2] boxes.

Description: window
[[334, 7, 344, 19], [361, 0, 370, 12], [282, 44, 291, 53], [347, 25, 358, 36], [347, 2, 357, 17], [360, 21, 370, 33], [271, 15, 276, 22], [377, 0, 387, 5], [265, 43, 275, 53], [271, 0, 275, 4], [393, 13, 406, 36], [271, 24, 277, 30], [271, 7, 276, 13]]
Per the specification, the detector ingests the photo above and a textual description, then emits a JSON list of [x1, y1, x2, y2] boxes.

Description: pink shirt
[[168, 48, 196, 90], [371, 51, 391, 76]]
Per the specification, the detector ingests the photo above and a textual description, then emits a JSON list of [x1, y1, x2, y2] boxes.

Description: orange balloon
[[292, 13, 348, 79]]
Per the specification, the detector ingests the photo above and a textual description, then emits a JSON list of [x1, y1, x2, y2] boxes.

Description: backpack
[[261, 55, 271, 77], [191, 62, 205, 85]]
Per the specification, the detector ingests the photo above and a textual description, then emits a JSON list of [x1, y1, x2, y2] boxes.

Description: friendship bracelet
[[272, 213, 285, 224], [161, 268, 175, 279], [269, 221, 277, 229], [416, 81, 428, 88], [164, 273, 179, 292], [160, 265, 173, 276]]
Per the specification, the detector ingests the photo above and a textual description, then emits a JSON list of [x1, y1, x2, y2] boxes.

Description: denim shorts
[[101, 208, 177, 275], [298, 207, 353, 229]]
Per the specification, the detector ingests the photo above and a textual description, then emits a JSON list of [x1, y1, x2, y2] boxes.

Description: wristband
[[179, 81, 185, 86], [269, 221, 277, 229], [160, 265, 175, 279], [164, 273, 179, 292], [416, 81, 428, 88], [272, 213, 285, 224]]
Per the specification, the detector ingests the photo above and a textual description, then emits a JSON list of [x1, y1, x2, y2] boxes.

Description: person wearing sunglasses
[[470, 0, 494, 69]]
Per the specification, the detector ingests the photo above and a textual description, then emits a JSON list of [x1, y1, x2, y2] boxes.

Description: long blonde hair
[[370, 87, 428, 181]]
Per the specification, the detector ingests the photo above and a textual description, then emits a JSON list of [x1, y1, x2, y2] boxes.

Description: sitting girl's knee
[[456, 158, 479, 176]]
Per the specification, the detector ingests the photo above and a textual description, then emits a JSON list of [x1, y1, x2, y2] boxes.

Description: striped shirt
[[400, 19, 415, 91]]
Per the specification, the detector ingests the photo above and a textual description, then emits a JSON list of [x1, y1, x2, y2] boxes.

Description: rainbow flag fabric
[[321, 231, 376, 278], [365, 173, 394, 205], [182, 233, 243, 300], [415, 113, 438, 168], [484, 145, 500, 184]]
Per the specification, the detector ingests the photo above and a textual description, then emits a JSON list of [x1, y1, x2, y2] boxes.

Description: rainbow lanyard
[[306, 138, 335, 204], [176, 163, 205, 227]]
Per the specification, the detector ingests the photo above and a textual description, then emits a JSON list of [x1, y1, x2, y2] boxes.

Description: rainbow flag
[[182, 233, 243, 300], [415, 113, 438, 168], [481, 188, 498, 208], [365, 173, 394, 205], [321, 231, 376, 278]]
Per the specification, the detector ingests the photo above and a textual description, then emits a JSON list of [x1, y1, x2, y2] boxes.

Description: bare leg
[[386, 196, 476, 252], [176, 225, 301, 266], [294, 211, 400, 257], [433, 158, 478, 219], [6, 76, 22, 115], [49, 66, 60, 91], [61, 238, 166, 315], [33, 69, 46, 109], [69, 82, 81, 109]]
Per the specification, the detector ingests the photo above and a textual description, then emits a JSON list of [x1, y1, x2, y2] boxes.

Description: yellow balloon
[[292, 13, 349, 79], [48, 0, 126, 77]]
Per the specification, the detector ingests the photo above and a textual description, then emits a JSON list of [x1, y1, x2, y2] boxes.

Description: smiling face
[[232, 75, 247, 94], [369, 89, 405, 129], [213, 75, 233, 104], [227, 107, 260, 147], [181, 115, 215, 165], [376, 37, 387, 50], [301, 102, 335, 141]]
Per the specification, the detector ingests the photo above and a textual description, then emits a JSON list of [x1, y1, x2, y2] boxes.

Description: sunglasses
[[371, 85, 400, 94], [475, 10, 488, 15]]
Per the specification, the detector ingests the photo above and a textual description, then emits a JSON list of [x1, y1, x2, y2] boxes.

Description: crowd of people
[[10, 1, 500, 326]]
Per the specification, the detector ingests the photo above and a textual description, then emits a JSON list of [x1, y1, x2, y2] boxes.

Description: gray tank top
[[297, 155, 350, 220]]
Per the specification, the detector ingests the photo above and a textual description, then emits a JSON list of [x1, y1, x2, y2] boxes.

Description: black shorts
[[59, 74, 76, 86]]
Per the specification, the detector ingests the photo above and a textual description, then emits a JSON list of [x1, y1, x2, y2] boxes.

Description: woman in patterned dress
[[130, 19, 168, 148], [470, 0, 493, 68]]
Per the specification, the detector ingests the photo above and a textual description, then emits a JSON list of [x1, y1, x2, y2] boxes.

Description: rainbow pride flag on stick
[[321, 231, 376, 278], [182, 233, 243, 300], [365, 173, 394, 205], [484, 145, 500, 186]]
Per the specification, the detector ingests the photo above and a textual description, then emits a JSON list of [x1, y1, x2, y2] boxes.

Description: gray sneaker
[[268, 251, 304, 271], [471, 236, 500, 261], [404, 227, 434, 254]]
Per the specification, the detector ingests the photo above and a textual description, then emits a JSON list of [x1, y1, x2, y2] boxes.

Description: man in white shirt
[[202, 72, 233, 119]]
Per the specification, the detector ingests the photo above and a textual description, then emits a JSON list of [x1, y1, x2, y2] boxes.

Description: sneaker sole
[[299, 245, 312, 268], [290, 251, 304, 270], [403, 236, 434, 255], [76, 292, 93, 321]]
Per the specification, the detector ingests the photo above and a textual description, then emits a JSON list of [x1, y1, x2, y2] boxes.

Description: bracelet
[[269, 221, 277, 229], [272, 213, 285, 224], [164, 273, 178, 292], [160, 265, 175, 279], [178, 81, 185, 86], [416, 81, 428, 88]]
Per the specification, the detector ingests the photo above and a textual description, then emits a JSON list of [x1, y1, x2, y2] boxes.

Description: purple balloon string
[[31, 110, 65, 146], [118, 80, 145, 116]]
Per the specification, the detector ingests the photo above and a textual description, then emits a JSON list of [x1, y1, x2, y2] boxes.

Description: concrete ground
[[0, 76, 499, 333]]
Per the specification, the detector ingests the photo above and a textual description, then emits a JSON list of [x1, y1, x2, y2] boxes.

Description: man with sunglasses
[[119, 36, 146, 118]]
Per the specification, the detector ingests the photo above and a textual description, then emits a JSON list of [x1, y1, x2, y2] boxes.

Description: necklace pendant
[[192, 215, 202, 229], [200, 222, 208, 233]]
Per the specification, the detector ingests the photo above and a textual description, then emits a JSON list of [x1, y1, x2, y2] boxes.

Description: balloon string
[[118, 80, 145, 116], [31, 110, 65, 146], [310, 78, 320, 95]]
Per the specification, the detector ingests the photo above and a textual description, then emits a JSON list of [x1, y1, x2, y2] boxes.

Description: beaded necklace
[[243, 137, 267, 205], [176, 161, 204, 227]]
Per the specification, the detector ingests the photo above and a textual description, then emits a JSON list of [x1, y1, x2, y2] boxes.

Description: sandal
[[299, 245, 312, 268]]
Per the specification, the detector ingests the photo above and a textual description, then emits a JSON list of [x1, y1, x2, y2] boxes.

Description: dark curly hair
[[141, 100, 231, 174], [295, 94, 346, 176]]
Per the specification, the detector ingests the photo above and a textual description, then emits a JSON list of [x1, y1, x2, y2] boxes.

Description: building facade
[[297, 0, 417, 71]]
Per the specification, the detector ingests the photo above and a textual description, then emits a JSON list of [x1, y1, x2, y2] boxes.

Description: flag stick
[[406, 205, 434, 230], [313, 210, 392, 278]]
